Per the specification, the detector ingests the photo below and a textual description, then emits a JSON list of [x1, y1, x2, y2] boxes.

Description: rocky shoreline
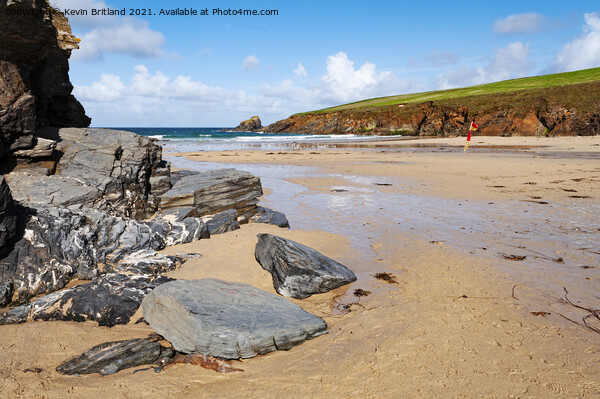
[[1, 0, 357, 377]]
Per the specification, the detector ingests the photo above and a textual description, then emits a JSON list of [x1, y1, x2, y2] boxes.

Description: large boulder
[[254, 234, 357, 299], [0, 273, 174, 327], [158, 168, 263, 221], [142, 279, 328, 359], [56, 338, 174, 376]]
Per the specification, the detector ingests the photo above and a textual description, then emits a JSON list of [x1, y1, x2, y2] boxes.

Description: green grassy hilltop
[[306, 67, 600, 115]]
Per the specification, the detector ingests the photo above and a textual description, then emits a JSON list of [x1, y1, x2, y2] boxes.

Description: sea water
[[112, 127, 402, 152]]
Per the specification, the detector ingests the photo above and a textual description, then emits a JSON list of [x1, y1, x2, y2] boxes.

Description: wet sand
[[1, 136, 599, 398]]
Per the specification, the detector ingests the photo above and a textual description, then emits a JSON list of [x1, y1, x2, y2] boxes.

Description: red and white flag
[[464, 121, 478, 151]]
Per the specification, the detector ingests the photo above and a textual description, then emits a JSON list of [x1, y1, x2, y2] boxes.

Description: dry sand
[[1, 136, 599, 398]]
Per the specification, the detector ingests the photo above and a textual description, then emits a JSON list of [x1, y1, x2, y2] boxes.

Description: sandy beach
[[1, 136, 599, 398]]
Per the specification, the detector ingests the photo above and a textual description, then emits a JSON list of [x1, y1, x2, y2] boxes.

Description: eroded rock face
[[34, 127, 163, 218], [264, 86, 600, 137], [255, 233, 357, 299], [0, 0, 90, 160], [0, 203, 206, 305], [0, 177, 17, 261], [0, 273, 174, 327], [142, 279, 328, 359], [159, 168, 263, 220], [56, 338, 174, 376]]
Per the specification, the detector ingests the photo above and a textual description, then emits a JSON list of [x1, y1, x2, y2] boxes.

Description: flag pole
[[464, 121, 473, 152]]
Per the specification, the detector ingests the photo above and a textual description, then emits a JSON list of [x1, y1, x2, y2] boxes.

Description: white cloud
[[293, 63, 308, 78], [73, 73, 124, 101], [437, 41, 532, 89], [75, 53, 418, 126], [493, 13, 545, 35], [76, 65, 227, 102], [72, 18, 166, 61], [546, 12, 600, 73], [262, 52, 415, 107], [242, 55, 260, 71]]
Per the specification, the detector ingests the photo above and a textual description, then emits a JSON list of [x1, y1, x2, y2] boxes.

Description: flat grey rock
[[255, 233, 357, 299], [56, 338, 173, 376], [142, 279, 327, 359]]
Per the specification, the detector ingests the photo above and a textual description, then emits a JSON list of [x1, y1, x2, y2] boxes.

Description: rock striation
[[56, 338, 174, 376], [0, 273, 174, 327], [142, 279, 328, 359], [230, 115, 262, 132], [158, 168, 263, 221], [6, 127, 164, 219], [0, 203, 206, 305], [255, 234, 357, 299]]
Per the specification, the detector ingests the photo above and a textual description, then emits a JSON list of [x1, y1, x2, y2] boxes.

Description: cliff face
[[265, 82, 600, 137], [0, 0, 90, 159]]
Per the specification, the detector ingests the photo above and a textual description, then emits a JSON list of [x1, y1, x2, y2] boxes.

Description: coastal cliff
[[0, 0, 90, 160], [265, 72, 600, 137]]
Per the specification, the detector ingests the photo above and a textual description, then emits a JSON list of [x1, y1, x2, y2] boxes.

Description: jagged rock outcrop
[[0, 177, 17, 261], [0, 273, 174, 327], [158, 168, 263, 221], [142, 279, 328, 359], [0, 0, 90, 161], [56, 338, 174, 376], [0, 203, 207, 305], [230, 115, 262, 132], [264, 82, 600, 137], [6, 128, 164, 218], [255, 234, 357, 299]]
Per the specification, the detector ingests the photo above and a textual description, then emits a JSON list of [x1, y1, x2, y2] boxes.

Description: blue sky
[[53, 0, 600, 127]]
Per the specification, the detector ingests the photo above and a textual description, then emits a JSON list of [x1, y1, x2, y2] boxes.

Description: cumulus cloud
[[546, 12, 600, 73], [75, 65, 227, 102], [293, 63, 307, 78], [262, 52, 415, 106], [74, 73, 124, 102], [493, 13, 546, 35], [437, 41, 533, 89], [75, 53, 417, 126], [242, 55, 260, 71], [72, 18, 166, 61]]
